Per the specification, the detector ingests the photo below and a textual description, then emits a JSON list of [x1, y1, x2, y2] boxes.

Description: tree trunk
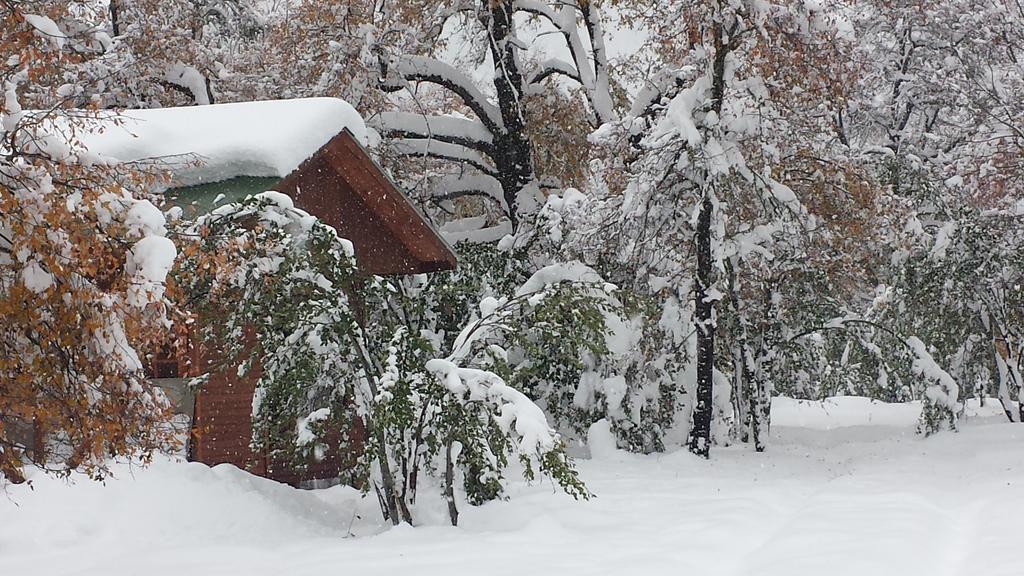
[[687, 19, 733, 457], [994, 344, 1020, 423], [444, 441, 459, 526], [750, 284, 778, 452], [482, 0, 534, 229], [1011, 342, 1024, 423], [109, 0, 121, 37], [370, 422, 406, 525], [732, 341, 750, 443], [352, 330, 412, 525], [725, 258, 749, 443], [748, 360, 769, 452], [689, 195, 715, 458], [1019, 391, 1024, 425], [741, 342, 759, 446]]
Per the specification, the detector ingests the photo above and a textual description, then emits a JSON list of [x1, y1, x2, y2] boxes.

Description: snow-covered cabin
[[86, 98, 456, 486]]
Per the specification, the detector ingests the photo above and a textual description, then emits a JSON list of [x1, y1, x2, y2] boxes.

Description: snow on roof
[[81, 98, 370, 187]]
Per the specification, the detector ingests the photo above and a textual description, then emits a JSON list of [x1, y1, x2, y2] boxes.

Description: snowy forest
[[2, 0, 1023, 574]]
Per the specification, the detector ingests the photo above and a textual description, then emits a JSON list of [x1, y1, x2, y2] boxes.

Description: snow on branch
[[906, 337, 959, 409], [390, 139, 498, 176], [513, 261, 607, 298], [378, 54, 505, 134], [373, 111, 495, 155], [163, 63, 212, 105], [447, 261, 613, 361], [434, 174, 508, 211], [514, 0, 616, 125], [527, 58, 581, 86], [23, 14, 67, 49], [425, 359, 560, 456], [906, 336, 959, 434]]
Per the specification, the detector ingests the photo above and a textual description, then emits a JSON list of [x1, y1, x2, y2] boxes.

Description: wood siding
[[274, 129, 457, 276]]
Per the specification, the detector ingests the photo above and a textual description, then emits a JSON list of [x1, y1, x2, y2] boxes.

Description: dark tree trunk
[[481, 0, 534, 230], [370, 421, 406, 525], [351, 334, 411, 526], [725, 258, 750, 443], [732, 341, 750, 443], [993, 333, 1021, 423], [376, 0, 537, 230], [747, 351, 768, 452], [1018, 365, 1024, 423], [689, 195, 715, 458], [750, 284, 778, 452], [741, 340, 757, 443], [444, 442, 459, 526], [109, 0, 121, 36], [1012, 343, 1024, 424], [687, 20, 733, 458]]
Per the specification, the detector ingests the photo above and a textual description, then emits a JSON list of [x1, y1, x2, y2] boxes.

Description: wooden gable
[[273, 129, 456, 276]]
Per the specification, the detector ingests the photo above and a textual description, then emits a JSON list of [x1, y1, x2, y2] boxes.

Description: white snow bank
[[772, 395, 1008, 430], [79, 98, 369, 186], [2, 457, 379, 558], [5, 420, 1024, 576], [771, 396, 922, 429]]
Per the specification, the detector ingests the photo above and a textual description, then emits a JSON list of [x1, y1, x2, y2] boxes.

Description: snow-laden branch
[[373, 111, 495, 155], [906, 337, 959, 410], [448, 261, 612, 361], [163, 63, 212, 105], [578, 1, 614, 124], [527, 58, 581, 85], [390, 138, 497, 176], [439, 218, 513, 244], [513, 261, 606, 297], [378, 54, 505, 135], [514, 0, 616, 125], [629, 68, 681, 118], [434, 173, 507, 211], [425, 359, 560, 455]]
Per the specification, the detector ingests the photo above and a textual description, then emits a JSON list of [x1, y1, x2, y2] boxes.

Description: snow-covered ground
[[3, 397, 1023, 576]]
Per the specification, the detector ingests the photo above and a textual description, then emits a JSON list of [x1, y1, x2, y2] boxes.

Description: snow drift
[[3, 398, 1023, 576]]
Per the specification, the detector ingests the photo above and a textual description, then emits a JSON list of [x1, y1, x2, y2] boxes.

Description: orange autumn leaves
[[1, 3, 179, 483]]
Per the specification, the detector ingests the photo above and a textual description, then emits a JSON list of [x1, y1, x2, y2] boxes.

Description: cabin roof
[[80, 97, 370, 187], [83, 98, 455, 275]]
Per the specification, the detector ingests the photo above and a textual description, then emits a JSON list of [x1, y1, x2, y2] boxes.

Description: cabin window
[[146, 349, 194, 417], [149, 351, 180, 379]]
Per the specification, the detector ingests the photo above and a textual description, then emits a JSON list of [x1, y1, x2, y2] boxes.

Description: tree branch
[[373, 112, 496, 157], [378, 54, 504, 135], [527, 58, 581, 85], [390, 139, 498, 176]]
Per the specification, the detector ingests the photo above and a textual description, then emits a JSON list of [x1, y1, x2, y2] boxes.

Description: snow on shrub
[[175, 194, 586, 527], [906, 337, 959, 434]]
